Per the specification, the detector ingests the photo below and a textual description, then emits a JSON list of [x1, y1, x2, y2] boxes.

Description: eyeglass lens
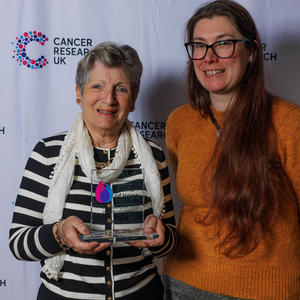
[[188, 40, 235, 59]]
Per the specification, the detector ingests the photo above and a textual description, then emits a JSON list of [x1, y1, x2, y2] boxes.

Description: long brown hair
[[186, 0, 281, 257]]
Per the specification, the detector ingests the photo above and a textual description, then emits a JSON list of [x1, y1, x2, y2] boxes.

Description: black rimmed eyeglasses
[[184, 39, 251, 60]]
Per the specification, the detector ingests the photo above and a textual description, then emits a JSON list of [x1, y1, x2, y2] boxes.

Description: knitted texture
[[163, 98, 300, 300]]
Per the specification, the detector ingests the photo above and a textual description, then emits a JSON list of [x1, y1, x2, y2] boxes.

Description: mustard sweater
[[163, 98, 300, 300]]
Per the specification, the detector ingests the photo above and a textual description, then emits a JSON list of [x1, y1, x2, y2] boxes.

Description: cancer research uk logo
[[12, 30, 49, 69], [11, 30, 92, 70]]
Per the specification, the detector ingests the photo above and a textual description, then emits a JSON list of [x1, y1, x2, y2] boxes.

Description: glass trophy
[[79, 168, 159, 242]]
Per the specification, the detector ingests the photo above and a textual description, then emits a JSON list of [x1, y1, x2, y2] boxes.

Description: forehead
[[88, 61, 128, 82], [193, 16, 241, 41]]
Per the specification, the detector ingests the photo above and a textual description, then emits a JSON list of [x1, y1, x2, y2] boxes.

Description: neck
[[210, 91, 237, 112], [88, 129, 119, 148]]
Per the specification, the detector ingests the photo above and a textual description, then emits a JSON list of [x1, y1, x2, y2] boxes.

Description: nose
[[102, 88, 116, 105], [204, 47, 218, 63]]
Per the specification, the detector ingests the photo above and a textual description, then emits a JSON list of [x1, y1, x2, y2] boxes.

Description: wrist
[[53, 219, 70, 250]]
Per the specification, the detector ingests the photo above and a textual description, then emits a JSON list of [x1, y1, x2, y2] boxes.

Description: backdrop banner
[[1, 0, 300, 299]]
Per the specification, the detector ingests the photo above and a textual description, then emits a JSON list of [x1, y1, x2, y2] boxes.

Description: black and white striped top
[[9, 132, 177, 300]]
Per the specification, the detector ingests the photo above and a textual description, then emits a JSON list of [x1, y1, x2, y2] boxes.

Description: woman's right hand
[[52, 216, 111, 255]]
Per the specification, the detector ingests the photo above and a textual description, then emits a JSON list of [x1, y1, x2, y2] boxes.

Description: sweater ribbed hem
[[163, 258, 300, 300]]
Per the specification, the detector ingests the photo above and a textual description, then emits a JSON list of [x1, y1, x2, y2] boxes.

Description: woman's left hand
[[127, 214, 165, 248]]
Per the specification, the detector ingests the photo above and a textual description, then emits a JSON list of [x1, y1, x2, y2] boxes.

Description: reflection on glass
[[79, 168, 158, 242]]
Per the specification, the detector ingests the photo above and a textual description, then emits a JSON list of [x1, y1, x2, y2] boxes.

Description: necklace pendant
[[94, 148, 114, 169], [95, 159, 113, 169]]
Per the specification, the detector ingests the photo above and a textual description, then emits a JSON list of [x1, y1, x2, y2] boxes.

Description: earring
[[76, 98, 81, 104]]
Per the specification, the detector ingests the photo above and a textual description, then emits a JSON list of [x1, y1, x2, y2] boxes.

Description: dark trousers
[[162, 275, 250, 300]]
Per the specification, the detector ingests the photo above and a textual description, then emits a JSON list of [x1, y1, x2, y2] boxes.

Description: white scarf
[[42, 113, 164, 280]]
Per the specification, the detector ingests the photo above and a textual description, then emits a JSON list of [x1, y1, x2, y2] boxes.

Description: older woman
[[9, 42, 177, 300], [163, 1, 300, 299]]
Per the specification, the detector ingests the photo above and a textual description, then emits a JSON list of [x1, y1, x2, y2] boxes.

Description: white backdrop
[[1, 0, 300, 299]]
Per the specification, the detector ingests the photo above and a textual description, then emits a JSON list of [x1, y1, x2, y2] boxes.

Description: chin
[[205, 86, 227, 94]]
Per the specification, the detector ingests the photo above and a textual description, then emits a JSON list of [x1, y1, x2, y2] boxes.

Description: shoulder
[[145, 139, 166, 163], [42, 131, 67, 144], [166, 104, 198, 132], [272, 97, 300, 116], [272, 98, 300, 129], [32, 131, 67, 158], [166, 104, 201, 142], [167, 104, 196, 124]]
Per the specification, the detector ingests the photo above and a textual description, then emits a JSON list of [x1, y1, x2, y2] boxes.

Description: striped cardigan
[[9, 132, 177, 300]]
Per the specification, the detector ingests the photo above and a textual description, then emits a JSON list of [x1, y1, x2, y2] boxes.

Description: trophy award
[[79, 168, 159, 242]]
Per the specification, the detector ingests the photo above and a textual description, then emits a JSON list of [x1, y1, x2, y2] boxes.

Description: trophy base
[[79, 228, 159, 242]]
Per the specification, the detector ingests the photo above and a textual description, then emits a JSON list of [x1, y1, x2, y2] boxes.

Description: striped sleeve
[[9, 135, 65, 261], [147, 141, 178, 258]]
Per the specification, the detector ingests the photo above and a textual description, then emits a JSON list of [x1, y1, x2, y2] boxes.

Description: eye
[[115, 86, 129, 94], [92, 84, 103, 89], [194, 43, 206, 49], [215, 40, 232, 48]]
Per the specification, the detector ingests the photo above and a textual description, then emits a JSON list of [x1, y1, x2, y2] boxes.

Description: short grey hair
[[75, 42, 143, 100]]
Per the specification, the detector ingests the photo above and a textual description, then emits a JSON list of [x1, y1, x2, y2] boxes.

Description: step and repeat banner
[[1, 0, 300, 299]]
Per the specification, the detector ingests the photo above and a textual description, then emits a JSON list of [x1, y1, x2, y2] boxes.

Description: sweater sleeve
[[277, 105, 300, 210], [147, 141, 178, 258], [165, 109, 179, 174], [9, 139, 62, 261]]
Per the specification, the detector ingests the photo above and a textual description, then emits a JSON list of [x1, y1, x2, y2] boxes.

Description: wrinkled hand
[[55, 216, 111, 255], [127, 214, 165, 249]]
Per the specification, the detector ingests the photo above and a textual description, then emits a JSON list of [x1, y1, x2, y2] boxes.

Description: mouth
[[204, 69, 225, 77], [97, 109, 116, 115]]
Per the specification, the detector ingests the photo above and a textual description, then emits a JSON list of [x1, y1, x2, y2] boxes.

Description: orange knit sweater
[[163, 98, 300, 300]]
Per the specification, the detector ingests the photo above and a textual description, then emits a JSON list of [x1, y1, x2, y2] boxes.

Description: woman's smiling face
[[76, 61, 134, 142], [192, 16, 253, 101]]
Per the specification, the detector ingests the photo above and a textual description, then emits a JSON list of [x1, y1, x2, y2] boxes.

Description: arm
[[165, 111, 178, 175], [145, 142, 178, 258], [9, 135, 111, 259], [276, 105, 300, 208], [9, 138, 62, 261]]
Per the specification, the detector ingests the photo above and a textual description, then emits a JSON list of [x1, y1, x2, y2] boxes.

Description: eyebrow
[[193, 33, 237, 42], [117, 81, 130, 84], [88, 79, 105, 84], [88, 79, 130, 85], [88, 80, 131, 88]]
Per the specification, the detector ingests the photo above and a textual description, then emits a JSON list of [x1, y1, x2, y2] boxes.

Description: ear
[[130, 104, 135, 112], [248, 40, 258, 63], [248, 49, 254, 63], [75, 85, 82, 102], [130, 98, 136, 112]]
